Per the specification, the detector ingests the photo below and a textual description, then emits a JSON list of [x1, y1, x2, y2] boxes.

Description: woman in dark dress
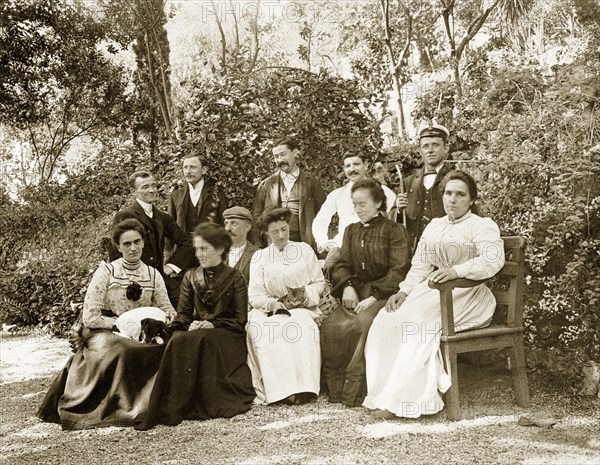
[[320, 179, 412, 407], [136, 223, 255, 430], [37, 219, 176, 430]]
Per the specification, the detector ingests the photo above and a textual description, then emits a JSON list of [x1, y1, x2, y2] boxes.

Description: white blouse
[[399, 212, 505, 296]]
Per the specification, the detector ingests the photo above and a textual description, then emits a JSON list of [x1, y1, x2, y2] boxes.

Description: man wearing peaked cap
[[223, 206, 259, 284], [391, 122, 452, 250], [417, 123, 450, 140]]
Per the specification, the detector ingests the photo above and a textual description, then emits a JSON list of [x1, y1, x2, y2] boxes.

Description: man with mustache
[[312, 153, 397, 272], [393, 123, 452, 251], [223, 206, 259, 284], [252, 135, 326, 250]]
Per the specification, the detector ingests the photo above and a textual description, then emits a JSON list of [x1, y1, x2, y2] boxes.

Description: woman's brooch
[[126, 282, 143, 301]]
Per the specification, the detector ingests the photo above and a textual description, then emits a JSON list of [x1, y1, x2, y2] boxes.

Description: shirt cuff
[[452, 264, 467, 278], [166, 264, 182, 274]]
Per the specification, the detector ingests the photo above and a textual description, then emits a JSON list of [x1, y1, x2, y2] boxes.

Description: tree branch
[[212, 0, 228, 69], [143, 30, 172, 136], [228, 0, 240, 49], [455, 1, 501, 60], [248, 0, 261, 72], [251, 65, 318, 76], [440, 0, 456, 57]]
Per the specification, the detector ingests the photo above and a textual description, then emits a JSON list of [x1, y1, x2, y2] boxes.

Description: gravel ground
[[1, 336, 599, 465]]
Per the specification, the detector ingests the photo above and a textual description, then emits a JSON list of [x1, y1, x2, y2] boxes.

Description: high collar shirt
[[188, 179, 205, 207], [136, 198, 154, 218], [423, 164, 444, 190]]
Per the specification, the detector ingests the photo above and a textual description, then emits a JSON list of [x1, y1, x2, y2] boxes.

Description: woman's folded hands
[[188, 320, 215, 330], [342, 286, 376, 314]]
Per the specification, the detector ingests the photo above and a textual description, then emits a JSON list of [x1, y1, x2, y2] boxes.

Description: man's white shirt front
[[423, 165, 443, 190], [279, 167, 300, 195], [136, 198, 154, 218], [188, 179, 205, 207], [135, 199, 181, 274], [228, 243, 247, 269]]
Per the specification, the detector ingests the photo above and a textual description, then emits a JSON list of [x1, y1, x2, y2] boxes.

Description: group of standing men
[[108, 126, 452, 305]]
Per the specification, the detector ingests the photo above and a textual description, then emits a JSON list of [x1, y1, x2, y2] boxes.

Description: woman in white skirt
[[363, 170, 505, 419], [246, 207, 325, 405]]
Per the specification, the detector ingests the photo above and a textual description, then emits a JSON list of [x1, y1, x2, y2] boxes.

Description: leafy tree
[[99, 0, 176, 151], [437, 0, 533, 95], [155, 68, 384, 209], [0, 0, 128, 184], [338, 0, 446, 141]]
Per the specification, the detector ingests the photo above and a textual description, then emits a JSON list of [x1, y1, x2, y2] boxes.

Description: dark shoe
[[294, 392, 316, 405], [328, 392, 342, 404], [282, 394, 297, 405], [371, 409, 396, 420]]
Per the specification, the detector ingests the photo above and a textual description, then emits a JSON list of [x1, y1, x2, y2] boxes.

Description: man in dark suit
[[223, 206, 259, 284], [110, 171, 193, 306], [392, 123, 452, 250], [252, 135, 326, 251], [168, 153, 228, 234]]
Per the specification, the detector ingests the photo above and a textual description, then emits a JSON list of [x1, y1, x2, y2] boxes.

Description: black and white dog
[[139, 317, 171, 344]]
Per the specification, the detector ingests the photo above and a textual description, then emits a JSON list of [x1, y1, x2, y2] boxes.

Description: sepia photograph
[[1, 0, 599, 464]]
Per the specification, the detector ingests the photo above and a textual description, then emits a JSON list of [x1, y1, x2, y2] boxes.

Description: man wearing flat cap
[[392, 123, 452, 250], [223, 206, 259, 284]]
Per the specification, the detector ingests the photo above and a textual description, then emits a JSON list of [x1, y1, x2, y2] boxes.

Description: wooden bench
[[429, 236, 530, 420]]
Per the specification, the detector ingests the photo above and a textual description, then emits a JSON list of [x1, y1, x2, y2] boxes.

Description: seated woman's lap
[[247, 308, 319, 349]]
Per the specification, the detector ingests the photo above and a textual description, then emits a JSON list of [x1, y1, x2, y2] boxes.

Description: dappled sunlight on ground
[[1, 335, 71, 384], [359, 414, 518, 438], [0, 336, 599, 464], [259, 409, 341, 430]]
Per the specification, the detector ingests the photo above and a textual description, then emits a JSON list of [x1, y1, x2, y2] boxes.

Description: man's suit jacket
[[389, 163, 451, 247], [168, 182, 228, 233], [252, 169, 326, 249], [109, 202, 194, 272], [233, 241, 259, 285]]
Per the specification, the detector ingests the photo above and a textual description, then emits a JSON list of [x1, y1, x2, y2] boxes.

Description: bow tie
[[424, 170, 437, 176]]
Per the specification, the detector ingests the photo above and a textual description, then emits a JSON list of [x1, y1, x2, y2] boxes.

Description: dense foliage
[[155, 68, 384, 207], [410, 58, 600, 393], [0, 0, 128, 184], [0, 144, 148, 335], [1, 0, 599, 393]]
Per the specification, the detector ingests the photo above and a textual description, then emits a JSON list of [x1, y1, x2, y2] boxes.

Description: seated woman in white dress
[[363, 170, 505, 419], [246, 207, 325, 405], [37, 219, 176, 429]]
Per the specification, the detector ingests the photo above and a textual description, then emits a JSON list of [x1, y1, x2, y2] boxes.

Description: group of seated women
[[37, 170, 505, 430]]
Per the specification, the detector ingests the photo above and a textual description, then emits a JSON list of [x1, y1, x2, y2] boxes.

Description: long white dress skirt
[[363, 280, 496, 418], [246, 307, 321, 404]]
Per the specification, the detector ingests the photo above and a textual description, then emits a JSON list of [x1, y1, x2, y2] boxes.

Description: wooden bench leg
[[441, 343, 461, 420], [508, 336, 530, 407]]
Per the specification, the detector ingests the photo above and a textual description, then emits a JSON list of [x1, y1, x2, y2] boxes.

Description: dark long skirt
[[135, 328, 255, 430], [37, 329, 165, 430], [320, 299, 386, 407]]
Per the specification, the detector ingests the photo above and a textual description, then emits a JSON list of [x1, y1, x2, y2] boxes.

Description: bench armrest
[[428, 277, 491, 336], [428, 278, 490, 291]]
